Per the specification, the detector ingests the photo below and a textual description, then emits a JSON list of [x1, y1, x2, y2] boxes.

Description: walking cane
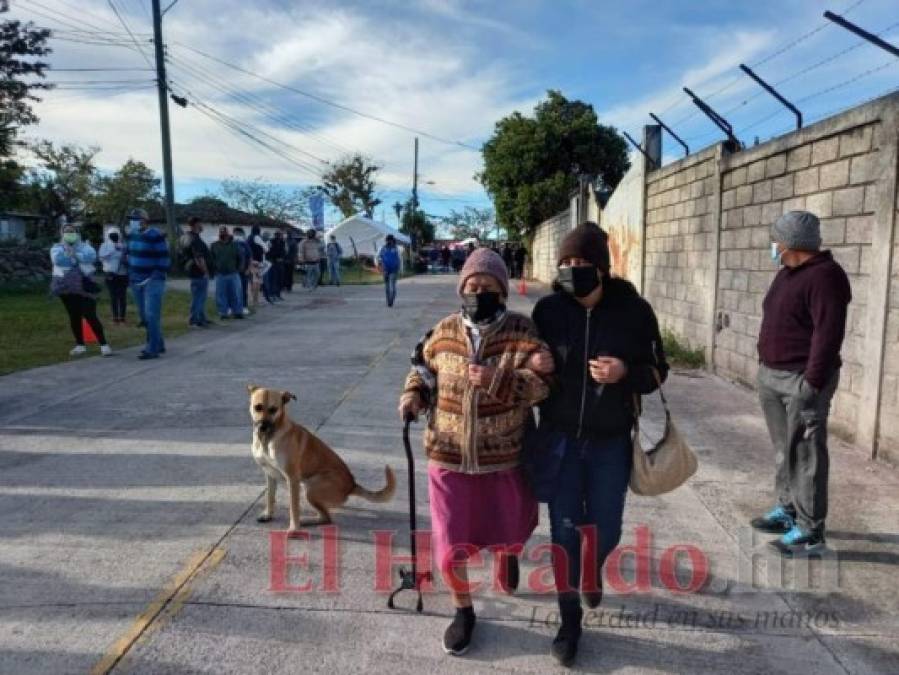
[[387, 414, 431, 612]]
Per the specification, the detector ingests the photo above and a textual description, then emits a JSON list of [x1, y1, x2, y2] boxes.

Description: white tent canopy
[[325, 214, 411, 259]]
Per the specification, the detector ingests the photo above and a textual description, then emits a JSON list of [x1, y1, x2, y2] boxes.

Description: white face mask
[[771, 242, 785, 265]]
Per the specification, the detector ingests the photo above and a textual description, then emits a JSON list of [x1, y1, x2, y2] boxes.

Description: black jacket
[[532, 278, 669, 440]]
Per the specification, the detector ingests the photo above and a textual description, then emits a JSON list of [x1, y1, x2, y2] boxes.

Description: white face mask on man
[[771, 242, 785, 266]]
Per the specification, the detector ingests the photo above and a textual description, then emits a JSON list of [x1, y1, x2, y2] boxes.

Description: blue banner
[[309, 194, 325, 230]]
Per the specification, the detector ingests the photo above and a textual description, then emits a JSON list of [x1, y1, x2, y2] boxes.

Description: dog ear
[[247, 384, 260, 395], [282, 391, 297, 404]]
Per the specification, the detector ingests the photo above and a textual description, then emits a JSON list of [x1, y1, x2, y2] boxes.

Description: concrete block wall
[[644, 147, 719, 352], [530, 209, 572, 284]]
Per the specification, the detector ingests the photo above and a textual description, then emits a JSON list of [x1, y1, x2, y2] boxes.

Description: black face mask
[[558, 265, 601, 298], [109, 233, 119, 243], [461, 291, 504, 323]]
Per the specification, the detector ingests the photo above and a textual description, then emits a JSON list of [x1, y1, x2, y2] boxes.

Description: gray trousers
[[757, 364, 839, 534]]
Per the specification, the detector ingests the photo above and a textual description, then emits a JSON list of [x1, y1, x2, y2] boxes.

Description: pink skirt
[[428, 463, 538, 572]]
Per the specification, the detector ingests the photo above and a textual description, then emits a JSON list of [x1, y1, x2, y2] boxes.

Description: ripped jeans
[[548, 434, 632, 595]]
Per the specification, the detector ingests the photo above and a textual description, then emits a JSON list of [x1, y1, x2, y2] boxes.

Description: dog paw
[[256, 514, 273, 523]]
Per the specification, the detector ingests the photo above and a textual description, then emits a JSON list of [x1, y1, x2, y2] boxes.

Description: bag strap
[[633, 367, 672, 454]]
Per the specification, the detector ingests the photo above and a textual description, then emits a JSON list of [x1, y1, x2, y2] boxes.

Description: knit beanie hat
[[457, 247, 509, 297], [558, 221, 611, 272], [772, 210, 821, 251]]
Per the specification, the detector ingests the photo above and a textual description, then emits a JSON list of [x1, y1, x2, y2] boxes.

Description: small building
[[141, 199, 303, 246], [0, 211, 42, 242]]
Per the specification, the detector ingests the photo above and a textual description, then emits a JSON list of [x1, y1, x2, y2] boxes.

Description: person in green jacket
[[211, 226, 244, 320]]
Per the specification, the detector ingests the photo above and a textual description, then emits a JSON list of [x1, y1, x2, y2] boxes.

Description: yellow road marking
[[90, 547, 227, 675]]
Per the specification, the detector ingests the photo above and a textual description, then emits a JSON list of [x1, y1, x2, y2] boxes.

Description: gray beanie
[[771, 210, 821, 251]]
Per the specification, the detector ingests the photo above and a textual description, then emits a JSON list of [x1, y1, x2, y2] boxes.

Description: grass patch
[[661, 328, 706, 369], [335, 260, 414, 285], [0, 282, 216, 376]]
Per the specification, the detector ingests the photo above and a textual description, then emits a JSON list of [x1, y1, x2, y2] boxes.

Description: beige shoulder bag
[[630, 372, 698, 496]]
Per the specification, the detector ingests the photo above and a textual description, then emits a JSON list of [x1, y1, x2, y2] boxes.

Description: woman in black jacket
[[531, 222, 669, 667]]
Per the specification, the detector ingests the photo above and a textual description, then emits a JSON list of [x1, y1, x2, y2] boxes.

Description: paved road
[[1, 276, 897, 674]]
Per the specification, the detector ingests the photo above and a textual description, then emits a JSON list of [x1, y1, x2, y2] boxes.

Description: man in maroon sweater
[[752, 210, 851, 556]]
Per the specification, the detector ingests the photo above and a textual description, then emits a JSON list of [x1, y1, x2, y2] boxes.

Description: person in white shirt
[[98, 228, 128, 323]]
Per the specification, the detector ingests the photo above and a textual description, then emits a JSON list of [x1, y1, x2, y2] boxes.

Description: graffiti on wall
[[601, 161, 644, 291]]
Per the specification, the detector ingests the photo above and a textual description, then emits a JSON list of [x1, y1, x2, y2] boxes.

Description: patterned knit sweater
[[403, 311, 550, 474]]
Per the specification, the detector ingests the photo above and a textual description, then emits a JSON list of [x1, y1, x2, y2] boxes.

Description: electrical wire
[[106, 0, 155, 69], [165, 52, 358, 158], [172, 42, 481, 151]]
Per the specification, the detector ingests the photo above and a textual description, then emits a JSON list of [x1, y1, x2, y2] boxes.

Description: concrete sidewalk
[[1, 275, 897, 674]]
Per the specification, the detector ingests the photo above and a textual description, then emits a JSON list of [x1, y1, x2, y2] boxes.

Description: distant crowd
[[48, 208, 403, 360]]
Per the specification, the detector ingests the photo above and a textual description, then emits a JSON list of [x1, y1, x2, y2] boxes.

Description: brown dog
[[248, 385, 396, 531]]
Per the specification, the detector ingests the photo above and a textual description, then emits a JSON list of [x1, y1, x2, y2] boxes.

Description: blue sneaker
[[770, 525, 826, 557], [750, 505, 795, 534]]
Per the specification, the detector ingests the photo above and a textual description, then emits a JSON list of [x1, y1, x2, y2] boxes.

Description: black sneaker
[[750, 505, 796, 534], [550, 621, 581, 668], [443, 607, 476, 656]]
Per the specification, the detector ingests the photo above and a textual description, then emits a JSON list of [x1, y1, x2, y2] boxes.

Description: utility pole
[[151, 0, 176, 239], [411, 137, 419, 253]]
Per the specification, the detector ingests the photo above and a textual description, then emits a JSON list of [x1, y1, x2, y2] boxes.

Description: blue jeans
[[548, 434, 632, 594], [131, 280, 147, 325], [304, 263, 320, 289], [384, 272, 397, 306], [132, 278, 166, 355], [215, 273, 243, 317], [328, 258, 341, 285], [189, 277, 209, 325]]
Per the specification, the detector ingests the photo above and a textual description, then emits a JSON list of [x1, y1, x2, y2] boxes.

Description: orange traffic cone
[[517, 278, 527, 296], [82, 319, 98, 344]]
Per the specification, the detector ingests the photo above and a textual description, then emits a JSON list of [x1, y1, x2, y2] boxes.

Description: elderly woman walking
[[532, 222, 668, 667], [398, 248, 552, 656], [50, 223, 112, 357]]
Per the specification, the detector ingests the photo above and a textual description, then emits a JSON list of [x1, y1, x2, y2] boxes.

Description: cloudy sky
[[9, 0, 899, 224]]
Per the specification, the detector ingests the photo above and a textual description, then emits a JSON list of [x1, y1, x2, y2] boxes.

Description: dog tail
[[352, 465, 396, 503]]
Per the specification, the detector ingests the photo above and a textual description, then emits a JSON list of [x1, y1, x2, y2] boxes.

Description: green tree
[[320, 153, 381, 218], [443, 206, 495, 241], [478, 90, 629, 239], [90, 159, 160, 225], [400, 200, 434, 247], [1, 1, 52, 158], [28, 140, 99, 222], [220, 177, 310, 223]]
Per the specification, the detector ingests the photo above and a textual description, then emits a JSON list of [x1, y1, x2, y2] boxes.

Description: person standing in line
[[502, 242, 514, 276], [300, 228, 322, 289], [233, 227, 253, 316], [126, 208, 170, 360], [751, 211, 851, 557], [98, 228, 128, 324], [440, 244, 451, 273], [531, 222, 668, 666], [248, 225, 269, 306], [377, 234, 401, 307], [284, 230, 298, 293], [211, 226, 244, 321], [51, 223, 112, 357], [267, 230, 286, 300], [318, 234, 328, 285], [181, 217, 213, 327], [326, 234, 343, 286], [514, 244, 527, 280]]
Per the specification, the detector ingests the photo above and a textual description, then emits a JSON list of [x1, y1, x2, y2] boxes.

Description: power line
[[48, 67, 154, 71], [173, 42, 481, 151], [165, 52, 358, 159], [106, 0, 155, 69], [168, 81, 327, 178]]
